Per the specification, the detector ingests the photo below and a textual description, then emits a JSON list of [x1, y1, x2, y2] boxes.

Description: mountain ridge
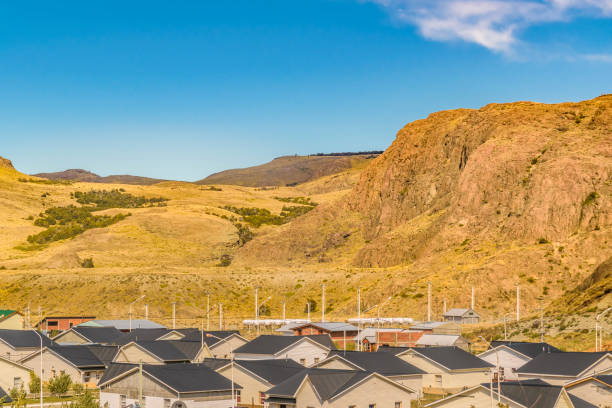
[[32, 168, 168, 185]]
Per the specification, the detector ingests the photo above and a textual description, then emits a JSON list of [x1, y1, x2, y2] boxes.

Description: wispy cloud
[[366, 0, 612, 54]]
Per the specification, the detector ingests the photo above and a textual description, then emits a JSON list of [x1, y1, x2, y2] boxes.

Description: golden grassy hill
[[197, 153, 378, 187]]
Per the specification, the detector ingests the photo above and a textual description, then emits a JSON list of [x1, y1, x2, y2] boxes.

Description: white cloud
[[366, 0, 612, 53]]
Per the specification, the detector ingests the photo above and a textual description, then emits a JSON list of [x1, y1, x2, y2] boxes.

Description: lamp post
[[377, 296, 393, 328], [479, 336, 500, 406], [596, 307, 611, 352], [503, 313, 515, 341], [206, 333, 235, 408], [30, 329, 44, 408], [129, 295, 145, 332], [256, 295, 271, 335]]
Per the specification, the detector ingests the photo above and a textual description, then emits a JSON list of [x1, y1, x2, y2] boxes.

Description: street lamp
[[596, 307, 611, 352], [207, 333, 236, 408], [502, 313, 516, 341], [377, 296, 393, 328], [30, 329, 44, 408], [479, 336, 500, 406], [256, 295, 272, 335], [129, 295, 145, 332]]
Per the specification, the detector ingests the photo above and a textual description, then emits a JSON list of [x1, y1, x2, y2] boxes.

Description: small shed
[[442, 308, 480, 324]]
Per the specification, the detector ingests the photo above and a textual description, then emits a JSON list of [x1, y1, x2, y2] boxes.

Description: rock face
[[0, 156, 15, 169], [236, 95, 612, 268]]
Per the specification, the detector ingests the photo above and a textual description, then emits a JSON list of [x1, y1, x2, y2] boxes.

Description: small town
[[0, 299, 610, 408]]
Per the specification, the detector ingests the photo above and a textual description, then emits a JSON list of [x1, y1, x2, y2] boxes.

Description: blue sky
[[1, 0, 610, 181]]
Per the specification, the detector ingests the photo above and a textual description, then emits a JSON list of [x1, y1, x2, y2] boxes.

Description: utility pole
[[207, 292, 210, 331], [219, 303, 223, 330], [471, 286, 475, 310], [282, 302, 286, 321], [539, 297, 544, 342], [427, 282, 432, 322], [255, 287, 259, 334], [443, 298, 447, 314], [307, 301, 311, 321], [145, 304, 149, 321], [321, 284, 325, 322], [172, 302, 176, 329], [357, 288, 361, 352], [516, 284, 520, 322], [138, 361, 143, 408]]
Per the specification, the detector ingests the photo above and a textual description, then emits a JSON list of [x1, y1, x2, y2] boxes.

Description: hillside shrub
[[274, 196, 318, 206], [81, 258, 94, 268], [304, 299, 317, 313], [222, 204, 315, 227], [217, 254, 232, 267], [73, 189, 167, 209]]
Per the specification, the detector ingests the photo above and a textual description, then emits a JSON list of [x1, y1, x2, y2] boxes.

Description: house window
[[395, 402, 402, 408], [120, 395, 127, 408], [69, 323, 74, 328], [235, 390, 241, 403], [348, 405, 356, 408], [13, 377, 22, 388], [260, 392, 266, 405], [164, 399, 171, 408], [300, 359, 306, 365], [369, 404, 376, 408], [435, 375, 442, 387]]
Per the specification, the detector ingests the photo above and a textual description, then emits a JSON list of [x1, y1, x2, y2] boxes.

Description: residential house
[[209, 358, 305, 407], [52, 326, 124, 345], [117, 328, 174, 344], [78, 319, 166, 332], [0, 311, 24, 330], [36, 316, 95, 332], [0, 329, 54, 361], [424, 380, 595, 408], [354, 328, 424, 351], [265, 368, 419, 408], [313, 350, 425, 393], [388, 346, 493, 393], [478, 341, 562, 380], [0, 356, 32, 393], [415, 334, 471, 351], [157, 330, 248, 359], [99, 363, 239, 408], [233, 335, 335, 366], [442, 308, 480, 324], [290, 323, 358, 347], [276, 323, 302, 336], [564, 375, 612, 407], [20, 344, 118, 387], [113, 341, 200, 364], [517, 352, 612, 386], [409, 322, 461, 335]]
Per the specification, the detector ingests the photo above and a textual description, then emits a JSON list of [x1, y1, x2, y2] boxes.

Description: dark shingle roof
[[489, 341, 562, 359], [376, 345, 410, 355], [517, 352, 609, 376], [596, 375, 612, 386], [49, 345, 109, 368], [483, 381, 565, 408], [411, 347, 493, 370], [201, 358, 231, 370], [130, 341, 191, 362], [0, 386, 12, 403], [167, 341, 203, 360], [116, 328, 171, 344], [327, 350, 425, 376], [234, 359, 306, 384], [71, 326, 124, 344], [568, 394, 598, 408], [234, 335, 335, 355], [144, 363, 239, 392], [0, 329, 54, 348], [86, 345, 119, 366], [267, 368, 370, 400], [100, 362, 239, 393]]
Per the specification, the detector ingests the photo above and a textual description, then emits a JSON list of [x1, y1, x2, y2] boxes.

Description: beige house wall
[[53, 330, 87, 345], [0, 342, 37, 362], [427, 387, 523, 408], [295, 378, 322, 408], [218, 364, 270, 407], [566, 380, 612, 407], [113, 344, 163, 364], [0, 358, 32, 392], [0, 314, 25, 330], [277, 341, 329, 367], [315, 358, 354, 370], [210, 336, 248, 359], [328, 375, 417, 407], [22, 350, 83, 384]]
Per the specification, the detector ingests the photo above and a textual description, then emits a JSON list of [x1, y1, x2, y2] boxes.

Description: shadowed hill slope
[[33, 169, 167, 185], [197, 154, 378, 187]]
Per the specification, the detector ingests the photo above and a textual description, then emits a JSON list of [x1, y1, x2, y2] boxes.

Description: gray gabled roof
[[99, 362, 239, 393], [293, 322, 358, 333], [489, 341, 562, 359], [233, 359, 306, 384], [79, 320, 166, 330], [376, 345, 410, 355], [234, 335, 335, 355], [127, 341, 192, 362], [568, 394, 598, 408], [47, 345, 115, 368], [484, 381, 591, 408], [517, 352, 610, 376], [0, 386, 12, 403], [443, 308, 478, 317], [70, 326, 124, 344], [266, 368, 370, 400], [117, 328, 171, 344], [0, 329, 54, 348], [409, 347, 493, 370], [326, 350, 425, 376]]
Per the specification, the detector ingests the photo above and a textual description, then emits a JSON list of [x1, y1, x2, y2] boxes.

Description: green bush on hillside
[[73, 189, 167, 209], [274, 196, 318, 206], [222, 204, 315, 227]]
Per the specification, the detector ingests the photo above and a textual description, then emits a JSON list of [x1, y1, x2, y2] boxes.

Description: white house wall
[[276, 341, 329, 367], [478, 348, 530, 381], [566, 379, 612, 407]]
